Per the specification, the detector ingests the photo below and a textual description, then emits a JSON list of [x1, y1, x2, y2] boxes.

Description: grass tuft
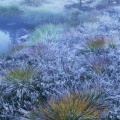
[[30, 24, 65, 43], [6, 66, 37, 84], [35, 92, 106, 120], [86, 37, 106, 52], [9, 44, 25, 54]]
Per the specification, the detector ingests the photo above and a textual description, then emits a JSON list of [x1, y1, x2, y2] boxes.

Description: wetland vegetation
[[0, 0, 120, 120]]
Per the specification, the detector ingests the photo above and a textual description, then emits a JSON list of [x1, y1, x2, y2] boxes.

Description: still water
[[0, 30, 10, 55], [0, 22, 34, 56]]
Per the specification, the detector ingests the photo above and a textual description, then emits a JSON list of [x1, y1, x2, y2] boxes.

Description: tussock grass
[[30, 24, 65, 43], [35, 92, 106, 120], [6, 66, 37, 84], [86, 37, 106, 52]]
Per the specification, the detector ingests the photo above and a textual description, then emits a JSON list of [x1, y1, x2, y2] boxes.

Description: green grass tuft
[[35, 92, 107, 120], [30, 24, 65, 43], [6, 66, 37, 84], [86, 37, 106, 52]]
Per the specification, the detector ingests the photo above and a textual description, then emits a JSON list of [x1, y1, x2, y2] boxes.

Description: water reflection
[[0, 30, 10, 56], [0, 22, 34, 56]]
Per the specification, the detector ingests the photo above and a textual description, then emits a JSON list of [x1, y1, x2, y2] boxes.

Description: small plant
[[90, 57, 110, 73], [35, 92, 106, 120], [92, 61, 106, 73], [9, 44, 25, 54], [86, 37, 106, 52], [108, 40, 116, 49]]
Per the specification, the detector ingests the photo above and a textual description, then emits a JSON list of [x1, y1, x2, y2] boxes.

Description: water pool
[[0, 22, 35, 56]]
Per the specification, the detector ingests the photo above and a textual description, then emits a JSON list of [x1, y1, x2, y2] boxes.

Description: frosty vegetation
[[0, 0, 120, 120]]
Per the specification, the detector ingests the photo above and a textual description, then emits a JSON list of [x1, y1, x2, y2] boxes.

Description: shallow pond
[[0, 22, 35, 56], [0, 30, 10, 55]]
